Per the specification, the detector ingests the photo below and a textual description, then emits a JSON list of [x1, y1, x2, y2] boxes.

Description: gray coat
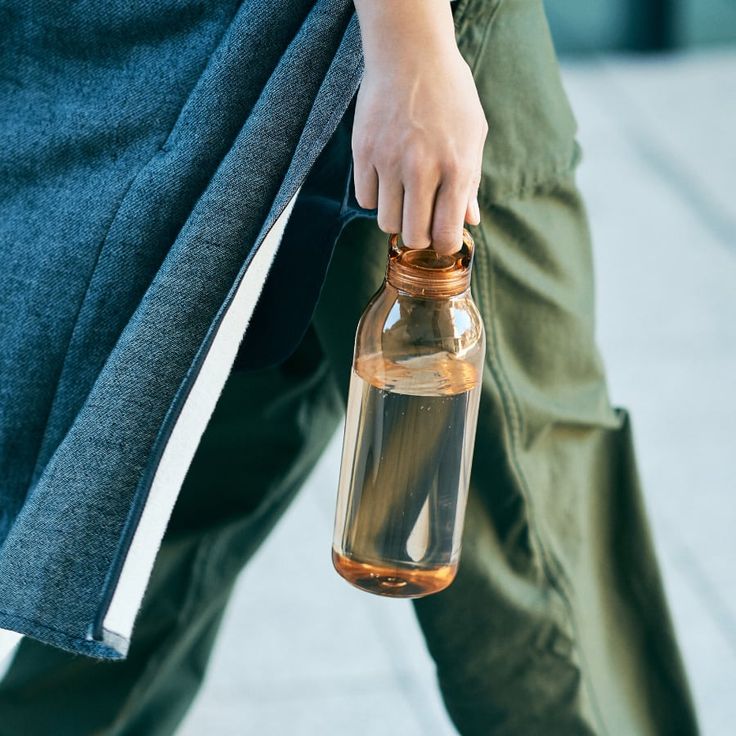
[[0, 0, 363, 659]]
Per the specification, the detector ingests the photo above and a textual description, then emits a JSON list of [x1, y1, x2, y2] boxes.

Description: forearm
[[353, 0, 459, 68]]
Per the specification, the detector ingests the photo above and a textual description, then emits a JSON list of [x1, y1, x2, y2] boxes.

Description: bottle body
[[332, 234, 485, 598]]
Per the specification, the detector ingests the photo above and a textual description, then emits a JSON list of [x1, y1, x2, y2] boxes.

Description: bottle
[[332, 228, 485, 598]]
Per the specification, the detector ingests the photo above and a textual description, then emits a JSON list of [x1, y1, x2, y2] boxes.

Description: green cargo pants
[[0, 1, 698, 734]]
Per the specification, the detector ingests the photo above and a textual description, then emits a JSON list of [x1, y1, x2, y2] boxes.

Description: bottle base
[[332, 549, 457, 598]]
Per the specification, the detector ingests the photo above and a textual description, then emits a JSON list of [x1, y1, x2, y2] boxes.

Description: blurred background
[[179, 3, 736, 734], [547, 0, 736, 52]]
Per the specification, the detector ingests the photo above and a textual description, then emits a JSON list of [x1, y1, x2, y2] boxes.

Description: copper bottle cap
[[387, 229, 474, 298]]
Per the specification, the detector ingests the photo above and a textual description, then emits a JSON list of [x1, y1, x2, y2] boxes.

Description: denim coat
[[0, 0, 364, 659]]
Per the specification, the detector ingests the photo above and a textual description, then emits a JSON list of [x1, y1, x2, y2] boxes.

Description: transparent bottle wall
[[333, 354, 481, 597]]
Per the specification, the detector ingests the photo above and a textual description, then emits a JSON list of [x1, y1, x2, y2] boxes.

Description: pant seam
[[472, 222, 611, 736], [477, 160, 581, 209], [455, 0, 504, 71]]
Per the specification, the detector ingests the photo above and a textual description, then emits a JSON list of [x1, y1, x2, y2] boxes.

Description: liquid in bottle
[[332, 230, 485, 598]]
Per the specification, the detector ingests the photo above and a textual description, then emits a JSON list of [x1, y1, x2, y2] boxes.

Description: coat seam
[[25, 172, 139, 490], [24, 1, 248, 493]]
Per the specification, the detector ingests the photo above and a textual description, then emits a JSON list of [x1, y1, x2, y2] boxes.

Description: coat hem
[[0, 612, 124, 662]]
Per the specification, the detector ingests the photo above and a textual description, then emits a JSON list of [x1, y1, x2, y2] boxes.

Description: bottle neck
[[386, 230, 474, 298], [386, 262, 471, 298]]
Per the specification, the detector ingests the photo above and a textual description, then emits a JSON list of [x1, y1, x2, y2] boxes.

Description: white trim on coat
[[0, 630, 22, 676], [101, 187, 302, 647]]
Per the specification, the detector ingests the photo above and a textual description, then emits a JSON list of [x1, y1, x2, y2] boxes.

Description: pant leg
[[0, 327, 343, 736], [313, 1, 699, 733]]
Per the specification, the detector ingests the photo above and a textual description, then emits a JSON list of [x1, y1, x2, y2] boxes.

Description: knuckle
[[352, 132, 372, 155], [441, 153, 475, 182], [402, 155, 426, 182], [352, 156, 368, 176], [440, 152, 463, 177], [460, 163, 479, 183], [375, 149, 402, 172], [403, 141, 431, 165], [351, 143, 368, 162], [443, 166, 476, 190]]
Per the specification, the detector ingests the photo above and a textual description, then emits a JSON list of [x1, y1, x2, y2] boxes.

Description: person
[[0, 0, 698, 734]]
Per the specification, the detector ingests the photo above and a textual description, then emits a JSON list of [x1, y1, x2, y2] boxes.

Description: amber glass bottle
[[332, 228, 485, 598]]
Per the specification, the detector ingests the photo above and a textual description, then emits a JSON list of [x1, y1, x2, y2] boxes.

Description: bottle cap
[[387, 229, 474, 298]]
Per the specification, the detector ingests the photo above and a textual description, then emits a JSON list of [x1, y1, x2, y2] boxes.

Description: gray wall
[[679, 0, 736, 46], [544, 0, 736, 54]]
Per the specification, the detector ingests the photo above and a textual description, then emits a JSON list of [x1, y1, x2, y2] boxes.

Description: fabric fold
[[0, 0, 364, 659]]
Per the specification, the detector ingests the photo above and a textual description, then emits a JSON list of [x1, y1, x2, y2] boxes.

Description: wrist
[[354, 0, 458, 69]]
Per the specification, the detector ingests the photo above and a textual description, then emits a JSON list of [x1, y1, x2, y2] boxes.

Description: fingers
[[352, 138, 487, 252], [353, 158, 378, 210], [431, 174, 470, 254], [465, 197, 480, 226], [401, 159, 439, 248], [376, 174, 404, 235], [353, 155, 407, 237], [464, 132, 485, 227]]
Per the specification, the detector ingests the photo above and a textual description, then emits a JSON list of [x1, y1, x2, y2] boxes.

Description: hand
[[351, 0, 488, 255]]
